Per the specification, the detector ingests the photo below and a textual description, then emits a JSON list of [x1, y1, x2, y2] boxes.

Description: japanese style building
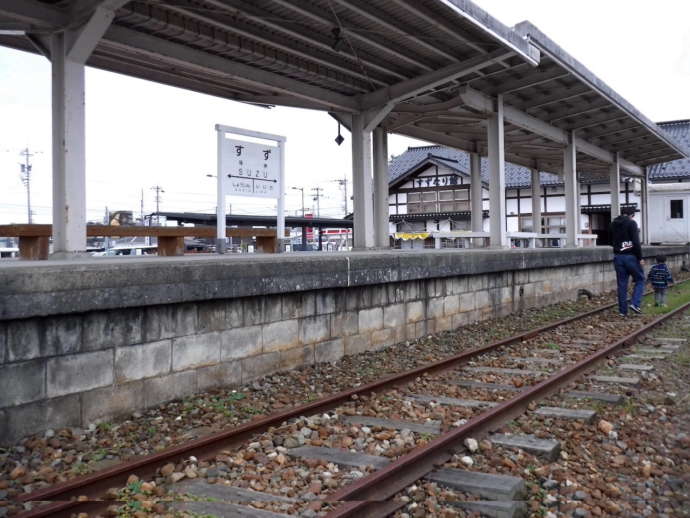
[[388, 120, 690, 248]]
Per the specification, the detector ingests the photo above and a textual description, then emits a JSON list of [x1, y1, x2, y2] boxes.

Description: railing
[[0, 224, 283, 260], [391, 230, 598, 250]]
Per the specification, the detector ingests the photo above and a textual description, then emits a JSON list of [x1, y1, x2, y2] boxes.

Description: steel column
[[51, 32, 87, 255], [373, 127, 390, 248], [487, 95, 506, 247], [609, 153, 621, 220], [470, 152, 483, 232], [531, 168, 541, 234], [563, 132, 579, 247], [351, 113, 375, 249], [641, 169, 650, 244]]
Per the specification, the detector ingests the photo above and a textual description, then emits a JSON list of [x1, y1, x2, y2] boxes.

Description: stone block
[[415, 321, 428, 338], [299, 315, 331, 344], [315, 338, 344, 364], [197, 300, 226, 333], [383, 303, 405, 329], [197, 361, 242, 391], [47, 350, 114, 398], [142, 305, 175, 343], [330, 311, 358, 337], [84, 308, 143, 350], [280, 345, 314, 370], [433, 316, 453, 333], [315, 291, 336, 315], [145, 370, 197, 407], [172, 332, 221, 371], [406, 300, 425, 323], [427, 297, 444, 319], [468, 274, 488, 291], [82, 381, 145, 424], [358, 307, 383, 333], [282, 292, 316, 320], [241, 352, 281, 382], [371, 328, 396, 349], [6, 319, 40, 361], [0, 359, 45, 407], [41, 315, 82, 357], [175, 303, 198, 336], [221, 326, 262, 360], [0, 323, 5, 364], [115, 340, 171, 383], [263, 297, 283, 323], [344, 333, 371, 356], [404, 281, 422, 301], [475, 290, 490, 310], [443, 295, 460, 316], [262, 320, 299, 353], [244, 296, 281, 326], [451, 312, 469, 329], [225, 299, 244, 328], [0, 395, 80, 446]]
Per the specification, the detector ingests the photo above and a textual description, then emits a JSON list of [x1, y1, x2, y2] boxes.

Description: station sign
[[220, 138, 281, 199]]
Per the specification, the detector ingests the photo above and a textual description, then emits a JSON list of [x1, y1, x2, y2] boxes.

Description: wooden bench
[[0, 224, 283, 260]]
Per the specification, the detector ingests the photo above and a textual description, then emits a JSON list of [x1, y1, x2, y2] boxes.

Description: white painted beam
[[563, 133, 578, 247], [373, 127, 390, 248], [487, 95, 507, 248], [470, 152, 483, 232], [609, 153, 621, 220], [351, 113, 375, 249], [51, 32, 87, 255], [641, 170, 650, 245], [457, 86, 644, 175], [360, 49, 512, 110], [104, 25, 360, 113], [67, 1, 129, 63]]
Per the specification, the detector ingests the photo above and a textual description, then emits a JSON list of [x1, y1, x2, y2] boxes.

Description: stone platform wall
[[1, 246, 687, 444]]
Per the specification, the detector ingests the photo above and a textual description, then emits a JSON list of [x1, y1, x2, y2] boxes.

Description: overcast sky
[[1, 0, 688, 224]]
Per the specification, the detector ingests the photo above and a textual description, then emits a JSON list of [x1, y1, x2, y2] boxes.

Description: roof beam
[[331, 0, 459, 64], [67, 1, 128, 63], [484, 67, 570, 95], [516, 84, 591, 111], [159, 0, 383, 90], [0, 0, 68, 28], [457, 86, 645, 174], [270, 0, 431, 73], [103, 25, 359, 112], [359, 49, 512, 110]]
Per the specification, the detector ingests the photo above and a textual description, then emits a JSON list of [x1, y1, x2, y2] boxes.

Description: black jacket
[[610, 215, 641, 260]]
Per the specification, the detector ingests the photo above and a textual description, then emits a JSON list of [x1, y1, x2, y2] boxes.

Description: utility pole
[[334, 177, 349, 217], [291, 186, 305, 216], [311, 187, 323, 218], [151, 185, 165, 225], [19, 147, 39, 223]]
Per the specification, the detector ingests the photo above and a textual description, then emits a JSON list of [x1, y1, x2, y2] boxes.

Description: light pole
[[291, 186, 305, 216]]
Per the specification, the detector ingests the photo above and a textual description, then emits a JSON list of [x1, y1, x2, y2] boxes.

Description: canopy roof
[[1, 0, 687, 175]]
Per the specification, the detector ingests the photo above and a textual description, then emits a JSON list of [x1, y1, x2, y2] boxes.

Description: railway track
[[14, 294, 690, 518]]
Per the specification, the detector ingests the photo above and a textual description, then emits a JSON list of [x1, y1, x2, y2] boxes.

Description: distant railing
[[0, 224, 283, 260], [391, 230, 598, 250]]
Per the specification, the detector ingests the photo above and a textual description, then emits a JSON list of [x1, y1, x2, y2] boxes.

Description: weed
[[545, 343, 560, 350]]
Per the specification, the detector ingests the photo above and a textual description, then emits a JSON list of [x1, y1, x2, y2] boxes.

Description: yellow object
[[394, 232, 430, 240]]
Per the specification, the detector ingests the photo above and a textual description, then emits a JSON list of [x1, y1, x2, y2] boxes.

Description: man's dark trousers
[[613, 254, 644, 315]]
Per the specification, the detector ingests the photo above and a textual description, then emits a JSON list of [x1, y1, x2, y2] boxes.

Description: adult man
[[611, 206, 644, 316]]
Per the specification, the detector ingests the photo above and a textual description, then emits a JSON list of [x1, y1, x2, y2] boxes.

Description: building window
[[670, 199, 684, 219], [545, 216, 566, 234]]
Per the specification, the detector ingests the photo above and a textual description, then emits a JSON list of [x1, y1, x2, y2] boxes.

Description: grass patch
[[642, 280, 690, 315]]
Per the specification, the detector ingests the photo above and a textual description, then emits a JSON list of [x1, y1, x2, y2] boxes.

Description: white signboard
[[215, 124, 286, 253], [221, 138, 280, 198]]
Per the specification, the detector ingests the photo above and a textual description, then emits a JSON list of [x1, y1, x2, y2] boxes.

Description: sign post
[[215, 124, 286, 253]]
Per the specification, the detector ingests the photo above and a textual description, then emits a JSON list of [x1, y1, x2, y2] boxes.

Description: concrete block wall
[[1, 249, 687, 445]]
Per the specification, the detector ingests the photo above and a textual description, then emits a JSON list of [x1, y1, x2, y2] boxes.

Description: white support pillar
[[563, 132, 579, 247], [609, 153, 621, 220], [641, 168, 650, 245], [373, 127, 390, 248], [530, 168, 541, 234], [487, 95, 507, 248], [470, 152, 483, 232], [351, 113, 375, 249], [51, 32, 87, 255]]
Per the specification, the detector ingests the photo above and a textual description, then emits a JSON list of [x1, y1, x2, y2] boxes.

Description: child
[[647, 255, 674, 307]]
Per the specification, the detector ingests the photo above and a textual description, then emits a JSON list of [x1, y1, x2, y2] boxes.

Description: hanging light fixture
[[334, 121, 344, 146]]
